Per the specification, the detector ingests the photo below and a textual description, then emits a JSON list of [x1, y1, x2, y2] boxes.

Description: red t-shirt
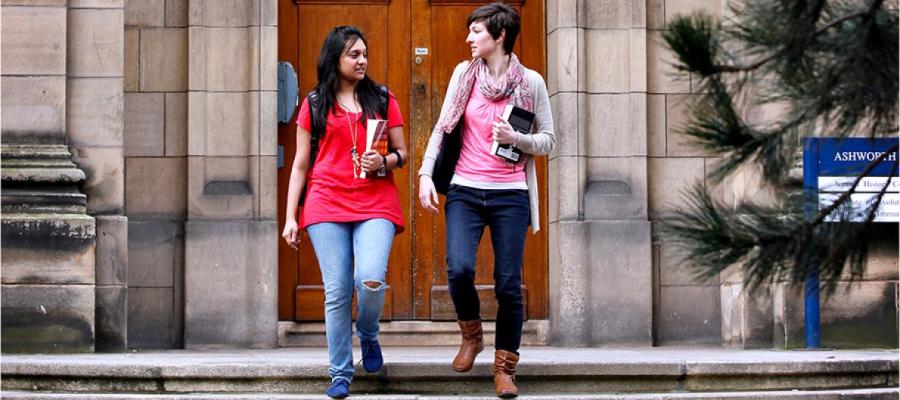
[[295, 92, 405, 233]]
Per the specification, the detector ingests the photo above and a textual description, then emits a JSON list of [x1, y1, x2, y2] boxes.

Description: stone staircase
[[278, 321, 550, 347], [2, 347, 897, 399]]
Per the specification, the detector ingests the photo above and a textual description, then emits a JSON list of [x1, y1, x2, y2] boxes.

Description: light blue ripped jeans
[[306, 218, 395, 383]]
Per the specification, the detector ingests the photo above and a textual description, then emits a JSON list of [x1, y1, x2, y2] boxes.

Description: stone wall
[[68, 0, 129, 354], [645, 0, 727, 346], [1, 0, 126, 353], [548, 0, 897, 348], [544, 0, 731, 347], [547, 0, 655, 346], [182, 0, 278, 349], [121, 0, 279, 350], [122, 0, 188, 349]]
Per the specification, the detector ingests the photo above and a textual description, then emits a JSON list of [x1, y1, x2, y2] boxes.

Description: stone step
[[2, 388, 898, 400], [2, 347, 896, 396], [278, 320, 550, 347]]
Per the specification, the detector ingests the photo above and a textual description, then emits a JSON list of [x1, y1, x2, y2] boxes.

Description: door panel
[[277, 0, 545, 322]]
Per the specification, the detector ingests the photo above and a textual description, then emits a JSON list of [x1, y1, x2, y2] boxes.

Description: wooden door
[[277, 0, 547, 322]]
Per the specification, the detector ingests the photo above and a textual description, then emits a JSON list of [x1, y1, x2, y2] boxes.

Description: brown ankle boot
[[451, 319, 484, 372], [493, 350, 519, 398]]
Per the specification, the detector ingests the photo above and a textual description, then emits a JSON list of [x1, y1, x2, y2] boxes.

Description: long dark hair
[[311, 26, 385, 132]]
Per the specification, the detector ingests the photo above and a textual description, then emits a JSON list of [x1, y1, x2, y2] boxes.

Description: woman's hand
[[282, 219, 300, 250], [360, 150, 384, 173], [418, 175, 440, 213], [492, 117, 519, 145]]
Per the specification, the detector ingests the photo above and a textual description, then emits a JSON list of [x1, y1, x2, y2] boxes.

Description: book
[[361, 119, 388, 178], [491, 104, 535, 163]]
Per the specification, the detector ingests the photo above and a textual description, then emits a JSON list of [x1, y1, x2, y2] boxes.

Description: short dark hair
[[466, 3, 520, 55]]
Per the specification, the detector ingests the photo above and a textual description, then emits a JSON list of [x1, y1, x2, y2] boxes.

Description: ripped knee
[[361, 280, 384, 291]]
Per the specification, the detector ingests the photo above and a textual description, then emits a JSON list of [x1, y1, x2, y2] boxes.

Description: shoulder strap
[[307, 90, 322, 138], [306, 90, 322, 166], [377, 85, 389, 120]]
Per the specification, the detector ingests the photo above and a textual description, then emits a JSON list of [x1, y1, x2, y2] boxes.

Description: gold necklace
[[338, 96, 360, 178]]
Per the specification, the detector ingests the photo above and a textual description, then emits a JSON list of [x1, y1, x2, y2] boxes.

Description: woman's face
[[339, 38, 367, 82], [466, 21, 502, 59]]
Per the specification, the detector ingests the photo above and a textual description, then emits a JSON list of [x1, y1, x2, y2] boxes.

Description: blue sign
[[805, 138, 899, 224], [814, 138, 898, 177], [800, 137, 899, 350]]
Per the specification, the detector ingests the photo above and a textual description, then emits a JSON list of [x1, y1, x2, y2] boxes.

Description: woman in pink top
[[416, 3, 555, 398]]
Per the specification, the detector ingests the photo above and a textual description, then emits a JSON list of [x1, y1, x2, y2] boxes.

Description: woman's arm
[[282, 126, 312, 249], [418, 61, 469, 213], [514, 72, 556, 156], [386, 126, 406, 169]]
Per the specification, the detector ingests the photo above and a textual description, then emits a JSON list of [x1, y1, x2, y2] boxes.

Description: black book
[[491, 104, 535, 163]]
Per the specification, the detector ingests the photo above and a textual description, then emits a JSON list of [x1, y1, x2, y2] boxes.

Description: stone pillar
[[182, 0, 278, 349], [123, 0, 189, 350], [67, 0, 128, 353], [1, 1, 97, 353], [547, 0, 653, 346]]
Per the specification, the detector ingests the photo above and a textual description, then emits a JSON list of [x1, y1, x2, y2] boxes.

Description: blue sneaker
[[360, 339, 383, 373], [325, 378, 350, 398]]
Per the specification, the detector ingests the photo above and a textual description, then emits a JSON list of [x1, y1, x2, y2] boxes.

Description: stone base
[[1, 212, 96, 353], [550, 220, 653, 346], [720, 280, 774, 349], [1, 284, 95, 353], [184, 220, 277, 349], [774, 281, 899, 349]]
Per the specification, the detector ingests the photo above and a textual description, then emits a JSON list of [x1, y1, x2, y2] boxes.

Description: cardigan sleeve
[[418, 61, 469, 177], [514, 70, 556, 156]]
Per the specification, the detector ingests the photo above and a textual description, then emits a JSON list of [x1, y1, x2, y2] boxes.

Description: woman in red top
[[281, 26, 407, 399]]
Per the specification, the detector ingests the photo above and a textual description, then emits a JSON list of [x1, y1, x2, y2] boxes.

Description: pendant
[[351, 147, 359, 179]]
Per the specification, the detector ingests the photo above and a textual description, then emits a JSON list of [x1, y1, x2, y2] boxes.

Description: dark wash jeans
[[444, 184, 530, 353]]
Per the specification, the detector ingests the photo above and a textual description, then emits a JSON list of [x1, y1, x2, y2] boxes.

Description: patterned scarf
[[436, 53, 532, 136]]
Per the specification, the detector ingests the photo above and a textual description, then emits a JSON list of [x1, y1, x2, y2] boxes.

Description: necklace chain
[[338, 95, 361, 179]]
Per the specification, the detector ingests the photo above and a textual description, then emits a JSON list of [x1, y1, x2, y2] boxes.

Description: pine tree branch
[[713, 0, 884, 74]]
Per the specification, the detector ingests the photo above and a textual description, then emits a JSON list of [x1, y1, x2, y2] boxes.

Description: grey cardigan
[[418, 60, 556, 233]]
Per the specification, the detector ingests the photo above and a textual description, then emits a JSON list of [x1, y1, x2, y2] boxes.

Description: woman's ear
[[496, 29, 506, 46]]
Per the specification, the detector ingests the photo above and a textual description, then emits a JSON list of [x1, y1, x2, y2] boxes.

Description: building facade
[[1, 0, 896, 353]]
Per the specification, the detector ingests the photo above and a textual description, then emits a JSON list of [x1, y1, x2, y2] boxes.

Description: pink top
[[453, 80, 527, 184]]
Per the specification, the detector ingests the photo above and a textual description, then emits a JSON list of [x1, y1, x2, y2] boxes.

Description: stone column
[[122, 0, 189, 350], [547, 0, 653, 346], [67, 0, 128, 353], [182, 0, 278, 349], [1, 0, 97, 353]]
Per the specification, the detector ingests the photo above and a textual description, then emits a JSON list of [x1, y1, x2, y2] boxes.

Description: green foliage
[[659, 0, 898, 295]]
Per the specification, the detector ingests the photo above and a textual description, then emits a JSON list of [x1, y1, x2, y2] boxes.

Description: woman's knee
[[356, 278, 386, 292], [446, 259, 476, 284], [323, 292, 352, 310], [494, 278, 523, 303]]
